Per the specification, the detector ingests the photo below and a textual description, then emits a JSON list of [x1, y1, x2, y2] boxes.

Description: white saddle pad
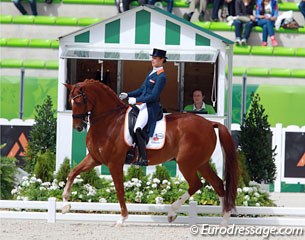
[[124, 107, 166, 150]]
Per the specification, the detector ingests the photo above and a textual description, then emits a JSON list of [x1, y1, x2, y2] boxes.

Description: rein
[[89, 105, 126, 125], [71, 86, 126, 126]]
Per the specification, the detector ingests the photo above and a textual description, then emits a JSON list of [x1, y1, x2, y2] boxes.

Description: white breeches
[[134, 103, 148, 132]]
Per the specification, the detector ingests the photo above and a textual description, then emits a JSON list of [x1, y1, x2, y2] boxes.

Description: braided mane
[[82, 79, 124, 106]]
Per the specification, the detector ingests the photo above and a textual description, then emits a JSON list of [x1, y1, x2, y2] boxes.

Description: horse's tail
[[212, 121, 238, 212]]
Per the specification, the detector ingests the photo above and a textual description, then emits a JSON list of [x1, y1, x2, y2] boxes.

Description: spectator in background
[[116, 0, 146, 13], [255, 0, 278, 46], [232, 0, 256, 45], [148, 0, 174, 13], [299, 0, 305, 20], [184, 89, 216, 114], [212, 0, 236, 21], [12, 0, 37, 16], [183, 0, 208, 22]]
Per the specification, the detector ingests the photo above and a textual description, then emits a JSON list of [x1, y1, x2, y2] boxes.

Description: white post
[[48, 197, 56, 223], [188, 201, 198, 226], [273, 123, 282, 192]]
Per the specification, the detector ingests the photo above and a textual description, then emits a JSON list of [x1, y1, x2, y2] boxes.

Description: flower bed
[[12, 174, 274, 207]]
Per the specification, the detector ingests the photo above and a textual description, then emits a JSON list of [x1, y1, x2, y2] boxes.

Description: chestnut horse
[[62, 79, 238, 226]]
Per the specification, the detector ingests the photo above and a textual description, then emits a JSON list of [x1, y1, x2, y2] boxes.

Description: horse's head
[[64, 82, 92, 132]]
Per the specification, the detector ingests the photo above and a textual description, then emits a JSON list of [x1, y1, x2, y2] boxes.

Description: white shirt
[[149, 66, 163, 76], [193, 102, 206, 111]]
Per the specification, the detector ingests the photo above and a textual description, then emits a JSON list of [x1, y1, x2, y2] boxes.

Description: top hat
[[150, 48, 167, 59]]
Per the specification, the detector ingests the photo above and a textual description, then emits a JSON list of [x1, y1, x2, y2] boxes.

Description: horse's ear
[[63, 83, 72, 90]]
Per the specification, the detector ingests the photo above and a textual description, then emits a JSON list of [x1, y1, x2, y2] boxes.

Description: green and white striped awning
[[61, 46, 219, 63]]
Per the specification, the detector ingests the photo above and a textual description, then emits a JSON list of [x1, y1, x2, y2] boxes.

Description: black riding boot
[[134, 128, 148, 166]]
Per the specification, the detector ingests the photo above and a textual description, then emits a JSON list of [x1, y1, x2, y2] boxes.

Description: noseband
[[71, 86, 89, 128]]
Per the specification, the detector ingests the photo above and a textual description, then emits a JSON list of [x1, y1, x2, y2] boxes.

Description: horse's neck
[[88, 85, 126, 119]]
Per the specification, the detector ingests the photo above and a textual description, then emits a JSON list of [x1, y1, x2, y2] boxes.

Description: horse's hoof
[[220, 219, 228, 227], [115, 216, 128, 227], [167, 214, 177, 223], [62, 204, 71, 214]]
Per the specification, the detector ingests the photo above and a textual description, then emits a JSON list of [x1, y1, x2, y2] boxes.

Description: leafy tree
[[152, 165, 171, 183], [33, 150, 56, 182], [0, 157, 17, 199], [55, 158, 71, 183], [239, 93, 276, 183], [25, 96, 56, 173]]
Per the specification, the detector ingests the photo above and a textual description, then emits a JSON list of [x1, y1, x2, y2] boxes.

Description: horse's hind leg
[[168, 164, 203, 223], [198, 163, 230, 226], [62, 154, 99, 213]]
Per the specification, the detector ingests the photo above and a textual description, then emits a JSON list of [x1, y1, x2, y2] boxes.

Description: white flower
[[178, 189, 183, 192], [36, 179, 42, 184], [17, 196, 21, 200], [30, 176, 37, 183], [155, 196, 163, 204], [106, 189, 111, 193], [152, 183, 157, 188], [161, 189, 167, 195], [21, 181, 30, 187], [39, 187, 46, 191], [79, 194, 83, 199], [196, 190, 202, 194], [124, 181, 132, 188], [135, 192, 143, 203], [189, 196, 194, 201], [237, 188, 242, 193], [11, 188, 18, 195], [136, 191, 143, 197], [58, 181, 65, 188], [243, 201, 248, 206], [146, 181, 151, 186], [22, 176, 28, 181], [205, 185, 213, 190], [99, 198, 107, 203], [243, 187, 250, 193], [249, 181, 259, 186], [73, 178, 83, 184], [166, 185, 171, 190], [174, 181, 180, 185], [162, 180, 169, 185], [149, 190, 154, 194], [22, 197, 29, 201], [254, 192, 260, 197], [255, 203, 260, 207], [72, 191, 77, 195], [41, 182, 51, 187], [153, 178, 160, 184], [49, 185, 58, 190], [110, 182, 114, 186], [244, 195, 250, 201]]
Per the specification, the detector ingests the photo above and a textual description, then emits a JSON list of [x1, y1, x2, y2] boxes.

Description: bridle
[[71, 84, 126, 127], [71, 85, 90, 128]]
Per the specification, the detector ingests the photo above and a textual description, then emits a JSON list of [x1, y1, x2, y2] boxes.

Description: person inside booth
[[184, 89, 216, 114]]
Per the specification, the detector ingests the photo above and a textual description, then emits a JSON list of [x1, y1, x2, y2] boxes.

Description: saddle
[[125, 105, 164, 164]]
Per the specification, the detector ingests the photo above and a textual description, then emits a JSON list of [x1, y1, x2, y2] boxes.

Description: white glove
[[128, 97, 136, 105], [119, 92, 128, 100]]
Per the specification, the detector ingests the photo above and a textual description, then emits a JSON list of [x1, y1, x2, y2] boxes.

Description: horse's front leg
[[108, 163, 128, 227], [62, 154, 99, 213]]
